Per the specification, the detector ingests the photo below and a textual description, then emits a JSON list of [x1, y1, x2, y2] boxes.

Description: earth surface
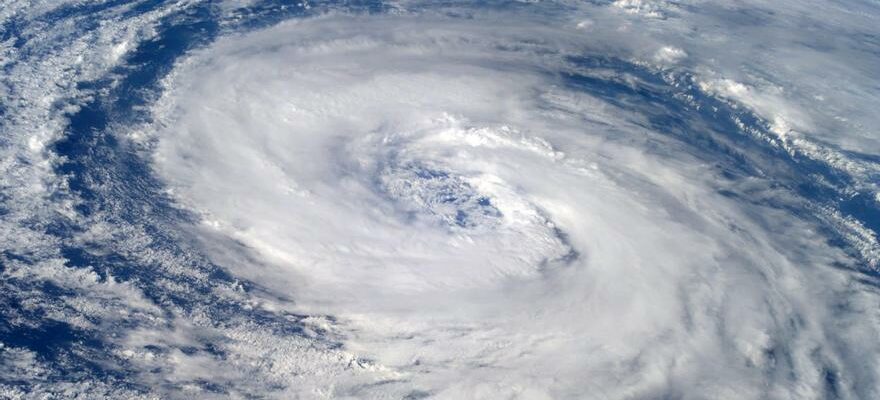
[[2, 1, 880, 399]]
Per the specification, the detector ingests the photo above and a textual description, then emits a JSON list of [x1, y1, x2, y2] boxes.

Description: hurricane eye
[[379, 162, 502, 230]]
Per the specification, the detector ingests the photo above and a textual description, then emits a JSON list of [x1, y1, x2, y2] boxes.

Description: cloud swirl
[[2, 1, 879, 399]]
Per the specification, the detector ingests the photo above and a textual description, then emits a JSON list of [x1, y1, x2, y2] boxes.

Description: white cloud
[[2, 0, 879, 398], [653, 45, 687, 64], [145, 13, 880, 399]]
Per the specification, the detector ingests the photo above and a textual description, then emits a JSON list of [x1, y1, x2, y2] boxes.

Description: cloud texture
[[2, 1, 880, 399]]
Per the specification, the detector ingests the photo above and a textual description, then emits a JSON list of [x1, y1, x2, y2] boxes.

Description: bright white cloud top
[[2, 1, 880, 399]]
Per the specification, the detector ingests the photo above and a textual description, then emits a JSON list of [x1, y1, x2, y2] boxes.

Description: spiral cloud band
[[2, 1, 880, 399]]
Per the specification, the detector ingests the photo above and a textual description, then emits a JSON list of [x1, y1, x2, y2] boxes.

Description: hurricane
[[2, 1, 880, 399]]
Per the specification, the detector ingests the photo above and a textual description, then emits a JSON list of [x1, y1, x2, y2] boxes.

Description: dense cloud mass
[[2, 1, 880, 399]]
